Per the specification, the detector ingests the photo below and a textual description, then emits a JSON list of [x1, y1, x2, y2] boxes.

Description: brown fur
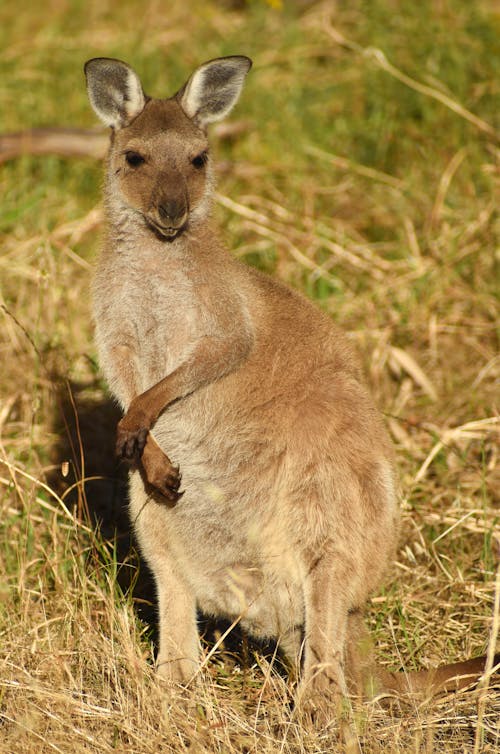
[[84, 56, 497, 723]]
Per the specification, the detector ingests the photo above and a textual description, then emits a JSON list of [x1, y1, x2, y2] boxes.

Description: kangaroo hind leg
[[298, 545, 352, 721]]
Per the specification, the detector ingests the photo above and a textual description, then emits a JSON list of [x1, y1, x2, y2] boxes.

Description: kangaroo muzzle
[[147, 196, 189, 240]]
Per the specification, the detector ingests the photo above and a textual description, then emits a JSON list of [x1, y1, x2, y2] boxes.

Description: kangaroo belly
[[129, 462, 306, 639], [187, 557, 305, 640], [131, 386, 397, 646]]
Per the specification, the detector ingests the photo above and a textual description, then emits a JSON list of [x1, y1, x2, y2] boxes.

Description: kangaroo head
[[84, 56, 252, 240]]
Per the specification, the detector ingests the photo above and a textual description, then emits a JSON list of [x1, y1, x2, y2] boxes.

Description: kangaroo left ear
[[178, 56, 252, 128]]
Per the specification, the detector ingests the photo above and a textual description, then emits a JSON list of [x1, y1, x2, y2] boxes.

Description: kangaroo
[[84, 55, 498, 722]]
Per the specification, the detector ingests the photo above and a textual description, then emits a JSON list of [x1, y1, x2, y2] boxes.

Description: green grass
[[0, 1, 499, 752]]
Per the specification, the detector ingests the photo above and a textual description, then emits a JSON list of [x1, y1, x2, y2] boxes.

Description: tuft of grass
[[0, 1, 498, 751]]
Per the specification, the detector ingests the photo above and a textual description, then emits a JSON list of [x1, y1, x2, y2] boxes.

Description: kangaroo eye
[[125, 151, 145, 167], [191, 151, 208, 169]]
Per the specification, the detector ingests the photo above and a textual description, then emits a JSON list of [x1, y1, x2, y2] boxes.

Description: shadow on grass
[[48, 378, 157, 632]]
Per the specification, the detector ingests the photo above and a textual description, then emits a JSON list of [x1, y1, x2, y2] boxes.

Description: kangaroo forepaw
[[141, 439, 184, 503], [116, 425, 149, 460], [152, 465, 184, 503]]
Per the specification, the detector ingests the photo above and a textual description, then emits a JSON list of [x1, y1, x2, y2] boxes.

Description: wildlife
[[84, 54, 497, 722]]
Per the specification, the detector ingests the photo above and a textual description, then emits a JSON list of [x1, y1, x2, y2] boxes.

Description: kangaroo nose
[[158, 201, 184, 225]]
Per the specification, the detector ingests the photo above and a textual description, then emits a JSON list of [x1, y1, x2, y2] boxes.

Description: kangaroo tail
[[375, 653, 500, 696]]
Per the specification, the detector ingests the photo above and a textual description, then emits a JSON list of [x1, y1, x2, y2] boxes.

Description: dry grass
[[0, 1, 499, 751]]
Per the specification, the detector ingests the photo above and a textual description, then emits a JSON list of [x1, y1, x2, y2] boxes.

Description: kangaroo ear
[[178, 56, 252, 128], [84, 58, 146, 129]]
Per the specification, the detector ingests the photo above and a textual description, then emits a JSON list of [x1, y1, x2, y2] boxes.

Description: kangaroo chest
[[94, 253, 210, 393]]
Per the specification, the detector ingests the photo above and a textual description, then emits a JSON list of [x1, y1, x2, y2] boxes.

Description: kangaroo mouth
[[144, 216, 187, 241]]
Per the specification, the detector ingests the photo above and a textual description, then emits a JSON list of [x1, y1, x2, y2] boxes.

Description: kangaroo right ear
[[84, 58, 146, 129]]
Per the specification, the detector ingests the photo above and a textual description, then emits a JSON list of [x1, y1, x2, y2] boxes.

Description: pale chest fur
[[93, 245, 212, 402]]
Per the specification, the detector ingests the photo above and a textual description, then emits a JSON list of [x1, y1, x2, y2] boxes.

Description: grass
[[0, 0, 499, 751]]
